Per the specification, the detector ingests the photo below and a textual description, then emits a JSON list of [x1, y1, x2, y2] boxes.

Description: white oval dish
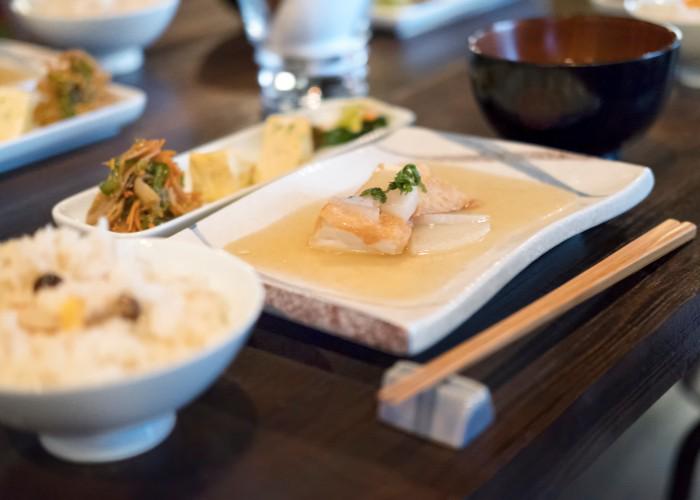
[[0, 238, 264, 463], [52, 97, 415, 239]]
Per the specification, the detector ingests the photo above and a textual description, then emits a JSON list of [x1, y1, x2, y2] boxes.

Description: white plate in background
[[171, 126, 653, 355], [52, 97, 415, 238], [590, 0, 627, 15], [0, 39, 146, 173], [372, 0, 515, 39]]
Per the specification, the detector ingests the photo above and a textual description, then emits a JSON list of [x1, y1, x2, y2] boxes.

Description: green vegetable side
[[316, 105, 389, 148], [89, 139, 200, 232]]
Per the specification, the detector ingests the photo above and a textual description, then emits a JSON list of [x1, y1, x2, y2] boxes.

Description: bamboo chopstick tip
[[682, 221, 697, 236], [378, 361, 494, 449]]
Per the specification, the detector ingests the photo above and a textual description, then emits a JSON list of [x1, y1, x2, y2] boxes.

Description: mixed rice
[[0, 226, 233, 391]]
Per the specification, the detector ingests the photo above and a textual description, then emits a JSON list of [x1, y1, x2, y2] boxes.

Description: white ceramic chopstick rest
[[378, 361, 494, 449]]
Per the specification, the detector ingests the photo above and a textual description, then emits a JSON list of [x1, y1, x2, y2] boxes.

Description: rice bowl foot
[[39, 412, 175, 463]]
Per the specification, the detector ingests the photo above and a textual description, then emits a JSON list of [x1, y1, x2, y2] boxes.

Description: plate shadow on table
[[0, 381, 257, 499]]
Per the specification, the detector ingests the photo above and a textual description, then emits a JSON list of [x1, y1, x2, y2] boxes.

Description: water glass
[[237, 0, 371, 113]]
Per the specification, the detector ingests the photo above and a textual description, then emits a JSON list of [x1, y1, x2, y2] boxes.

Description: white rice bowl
[[0, 226, 241, 391]]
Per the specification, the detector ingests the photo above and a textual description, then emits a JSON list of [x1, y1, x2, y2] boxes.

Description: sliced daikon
[[409, 212, 491, 255], [383, 188, 420, 221], [414, 213, 489, 226]]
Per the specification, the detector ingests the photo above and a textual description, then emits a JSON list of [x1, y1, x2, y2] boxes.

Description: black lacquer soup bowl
[[468, 16, 681, 156]]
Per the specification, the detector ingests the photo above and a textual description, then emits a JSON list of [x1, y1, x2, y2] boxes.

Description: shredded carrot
[[125, 200, 140, 232], [88, 138, 201, 233]]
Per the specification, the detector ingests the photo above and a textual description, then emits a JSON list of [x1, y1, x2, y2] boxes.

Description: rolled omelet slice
[[190, 151, 254, 203], [256, 115, 313, 184], [0, 87, 33, 142]]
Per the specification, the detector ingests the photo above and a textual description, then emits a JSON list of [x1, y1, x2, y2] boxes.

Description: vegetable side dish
[[315, 104, 388, 148], [85, 102, 390, 233], [255, 104, 389, 182], [34, 50, 110, 126], [86, 139, 201, 232]]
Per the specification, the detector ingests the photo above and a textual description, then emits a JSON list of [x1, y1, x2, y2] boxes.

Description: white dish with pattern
[[171, 127, 654, 355]]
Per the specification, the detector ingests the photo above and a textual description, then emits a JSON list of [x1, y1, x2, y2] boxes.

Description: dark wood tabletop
[[3, 0, 700, 498]]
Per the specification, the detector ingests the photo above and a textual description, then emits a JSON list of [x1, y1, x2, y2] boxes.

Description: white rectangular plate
[[0, 40, 146, 173], [171, 127, 654, 355], [52, 97, 415, 238], [372, 0, 515, 38]]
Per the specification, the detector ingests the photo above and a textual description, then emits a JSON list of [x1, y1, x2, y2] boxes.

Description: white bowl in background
[[8, 0, 180, 75], [0, 238, 264, 463], [626, 0, 700, 87]]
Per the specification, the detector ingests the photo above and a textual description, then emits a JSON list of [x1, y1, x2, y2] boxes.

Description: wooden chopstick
[[378, 219, 696, 406]]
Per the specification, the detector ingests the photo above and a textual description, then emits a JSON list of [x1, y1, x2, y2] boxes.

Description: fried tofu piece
[[310, 163, 470, 256], [309, 196, 412, 255]]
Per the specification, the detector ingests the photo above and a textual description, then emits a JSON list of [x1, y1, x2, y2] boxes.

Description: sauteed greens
[[86, 139, 201, 232]]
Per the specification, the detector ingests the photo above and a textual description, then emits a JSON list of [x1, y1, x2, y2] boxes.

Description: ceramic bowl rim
[[467, 14, 682, 69], [9, 0, 179, 24]]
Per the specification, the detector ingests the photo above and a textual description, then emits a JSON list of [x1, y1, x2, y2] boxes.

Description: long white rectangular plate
[[372, 0, 515, 38], [0, 39, 146, 173], [53, 97, 415, 238], [171, 127, 654, 355]]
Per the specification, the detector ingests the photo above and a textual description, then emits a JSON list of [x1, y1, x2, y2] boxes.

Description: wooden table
[[2, 1, 700, 498]]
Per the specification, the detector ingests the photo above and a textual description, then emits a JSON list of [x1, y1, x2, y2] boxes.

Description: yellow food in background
[[0, 87, 34, 142], [190, 151, 255, 202], [256, 115, 313, 183], [685, 0, 700, 7], [336, 104, 377, 134]]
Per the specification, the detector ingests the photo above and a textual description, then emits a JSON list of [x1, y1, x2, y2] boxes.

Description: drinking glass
[[236, 0, 371, 113]]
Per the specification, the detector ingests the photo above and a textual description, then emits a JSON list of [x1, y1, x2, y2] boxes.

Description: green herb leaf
[[387, 164, 426, 194], [360, 187, 387, 203], [147, 162, 169, 190]]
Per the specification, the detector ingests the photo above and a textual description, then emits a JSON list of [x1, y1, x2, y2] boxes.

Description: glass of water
[[237, 0, 372, 113]]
